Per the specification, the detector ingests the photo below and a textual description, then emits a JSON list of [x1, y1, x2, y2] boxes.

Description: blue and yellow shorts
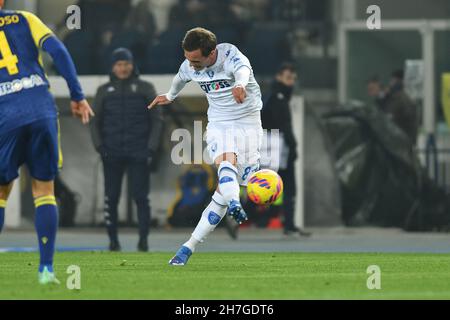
[[0, 117, 62, 185]]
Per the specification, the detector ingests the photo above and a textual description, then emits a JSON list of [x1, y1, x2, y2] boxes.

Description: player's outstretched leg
[[169, 191, 228, 266], [217, 160, 248, 224], [33, 180, 60, 285]]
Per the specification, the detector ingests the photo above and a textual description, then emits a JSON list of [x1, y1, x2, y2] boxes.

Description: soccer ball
[[247, 169, 283, 205]]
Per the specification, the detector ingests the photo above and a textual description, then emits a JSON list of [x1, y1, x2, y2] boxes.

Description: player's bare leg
[[32, 179, 54, 198], [0, 182, 14, 233], [32, 179, 60, 284]]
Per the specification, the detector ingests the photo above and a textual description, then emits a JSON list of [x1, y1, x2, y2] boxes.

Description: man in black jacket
[[90, 48, 163, 251], [367, 71, 418, 145], [262, 63, 303, 236]]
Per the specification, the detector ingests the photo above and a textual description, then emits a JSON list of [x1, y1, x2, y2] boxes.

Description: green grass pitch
[[1, 252, 450, 299]]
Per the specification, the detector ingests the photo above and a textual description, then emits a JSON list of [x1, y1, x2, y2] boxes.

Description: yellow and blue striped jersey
[[0, 10, 56, 134]]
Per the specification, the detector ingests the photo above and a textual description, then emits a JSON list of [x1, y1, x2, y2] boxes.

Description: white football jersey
[[177, 43, 263, 122]]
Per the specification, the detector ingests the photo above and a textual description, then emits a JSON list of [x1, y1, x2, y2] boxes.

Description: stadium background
[[2, 0, 450, 233]]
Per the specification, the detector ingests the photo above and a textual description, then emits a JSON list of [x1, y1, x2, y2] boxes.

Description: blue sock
[[0, 199, 5, 233], [34, 196, 58, 273]]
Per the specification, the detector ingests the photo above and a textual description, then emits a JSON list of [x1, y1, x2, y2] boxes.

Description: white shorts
[[206, 114, 263, 186]]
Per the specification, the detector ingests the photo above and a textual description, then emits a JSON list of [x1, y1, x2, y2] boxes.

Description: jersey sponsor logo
[[199, 79, 231, 93], [206, 70, 214, 79], [0, 74, 46, 97]]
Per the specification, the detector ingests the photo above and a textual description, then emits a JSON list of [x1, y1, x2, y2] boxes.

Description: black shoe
[[109, 241, 121, 252], [137, 238, 148, 252], [224, 215, 239, 240]]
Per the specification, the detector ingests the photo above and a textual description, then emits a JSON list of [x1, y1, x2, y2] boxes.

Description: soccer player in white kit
[[148, 27, 263, 265]]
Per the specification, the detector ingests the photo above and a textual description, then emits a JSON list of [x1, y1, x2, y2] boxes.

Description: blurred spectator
[[269, 0, 303, 22], [168, 0, 208, 30], [60, 0, 295, 75], [235, 0, 270, 22], [242, 23, 292, 74], [367, 76, 386, 107], [168, 0, 245, 44], [203, 0, 248, 45], [90, 48, 163, 251], [123, 0, 157, 37], [63, 30, 96, 74], [203, 0, 241, 29], [367, 71, 418, 144], [56, 0, 130, 38], [77, 0, 131, 33], [262, 63, 305, 236], [99, 0, 157, 72], [63, 0, 154, 74]]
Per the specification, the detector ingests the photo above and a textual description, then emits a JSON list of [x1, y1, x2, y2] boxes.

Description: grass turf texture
[[1, 252, 450, 299]]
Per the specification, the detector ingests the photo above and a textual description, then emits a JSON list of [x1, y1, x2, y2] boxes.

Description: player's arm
[[148, 69, 189, 109], [21, 11, 94, 124], [232, 66, 251, 104], [146, 83, 164, 155], [90, 86, 106, 154], [225, 47, 252, 104], [41, 36, 94, 124]]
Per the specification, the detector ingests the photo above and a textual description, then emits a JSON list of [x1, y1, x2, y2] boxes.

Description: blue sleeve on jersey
[[41, 36, 85, 102]]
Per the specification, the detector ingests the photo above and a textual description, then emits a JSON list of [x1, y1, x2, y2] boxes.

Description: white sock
[[184, 191, 228, 252], [183, 236, 200, 252], [217, 161, 240, 204]]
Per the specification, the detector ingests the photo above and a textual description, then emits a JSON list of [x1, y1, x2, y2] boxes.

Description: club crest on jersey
[[206, 70, 215, 78], [199, 80, 231, 93]]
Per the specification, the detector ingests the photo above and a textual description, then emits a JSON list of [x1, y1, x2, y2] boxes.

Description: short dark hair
[[182, 27, 217, 57], [276, 62, 297, 75]]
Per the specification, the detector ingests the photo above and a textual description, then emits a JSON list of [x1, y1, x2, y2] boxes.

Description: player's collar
[[206, 48, 219, 69]]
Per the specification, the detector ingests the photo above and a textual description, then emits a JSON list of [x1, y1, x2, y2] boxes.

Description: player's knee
[[0, 182, 14, 200], [218, 161, 239, 184], [212, 191, 227, 207], [214, 153, 237, 166], [31, 179, 54, 199], [0, 188, 9, 200], [218, 161, 238, 176]]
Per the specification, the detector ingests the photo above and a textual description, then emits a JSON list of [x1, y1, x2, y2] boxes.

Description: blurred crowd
[[367, 70, 418, 145], [56, 0, 327, 75]]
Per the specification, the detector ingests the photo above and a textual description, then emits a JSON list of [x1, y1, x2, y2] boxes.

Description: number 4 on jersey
[[0, 31, 19, 75]]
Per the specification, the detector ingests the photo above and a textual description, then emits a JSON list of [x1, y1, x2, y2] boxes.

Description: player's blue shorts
[[0, 117, 62, 185]]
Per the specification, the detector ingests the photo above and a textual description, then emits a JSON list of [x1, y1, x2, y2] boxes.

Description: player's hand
[[232, 85, 246, 104], [148, 94, 172, 110], [71, 99, 95, 124]]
